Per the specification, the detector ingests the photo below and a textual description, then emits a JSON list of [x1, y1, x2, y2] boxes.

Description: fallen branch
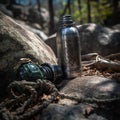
[[83, 56, 120, 72], [82, 53, 98, 61], [105, 53, 120, 60]]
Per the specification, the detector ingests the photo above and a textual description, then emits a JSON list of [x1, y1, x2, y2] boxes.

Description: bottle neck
[[40, 63, 63, 81], [58, 15, 75, 28]]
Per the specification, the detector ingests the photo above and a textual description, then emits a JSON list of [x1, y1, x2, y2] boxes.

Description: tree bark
[[48, 0, 55, 35]]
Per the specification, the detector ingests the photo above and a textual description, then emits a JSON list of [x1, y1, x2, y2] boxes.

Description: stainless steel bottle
[[56, 15, 81, 79]]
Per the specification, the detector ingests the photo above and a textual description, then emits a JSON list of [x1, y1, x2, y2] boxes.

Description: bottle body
[[56, 15, 81, 79]]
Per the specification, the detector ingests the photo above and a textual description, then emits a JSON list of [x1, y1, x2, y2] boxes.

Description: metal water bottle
[[56, 15, 81, 79]]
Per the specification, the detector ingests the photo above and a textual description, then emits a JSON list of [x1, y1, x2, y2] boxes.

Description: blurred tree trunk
[[61, 0, 71, 16], [37, 0, 41, 13], [10, 0, 15, 4], [96, 0, 100, 22], [48, 0, 55, 35], [112, 0, 119, 14], [87, 0, 92, 22], [68, 0, 71, 14], [77, 0, 82, 23], [7, 0, 15, 9], [5, 0, 10, 5]]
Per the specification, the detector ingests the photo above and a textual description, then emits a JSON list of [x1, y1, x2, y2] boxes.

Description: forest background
[[0, 0, 119, 35]]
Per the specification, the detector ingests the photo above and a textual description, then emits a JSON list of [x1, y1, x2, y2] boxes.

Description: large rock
[[0, 4, 13, 17], [0, 11, 57, 92], [28, 7, 49, 33], [59, 76, 120, 105], [41, 76, 120, 120], [41, 104, 108, 120], [45, 23, 120, 56], [16, 20, 48, 41], [78, 24, 120, 55]]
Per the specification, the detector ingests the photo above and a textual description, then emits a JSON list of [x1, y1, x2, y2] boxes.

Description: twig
[[82, 55, 120, 72], [105, 53, 120, 60], [82, 53, 98, 61], [94, 56, 120, 72]]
